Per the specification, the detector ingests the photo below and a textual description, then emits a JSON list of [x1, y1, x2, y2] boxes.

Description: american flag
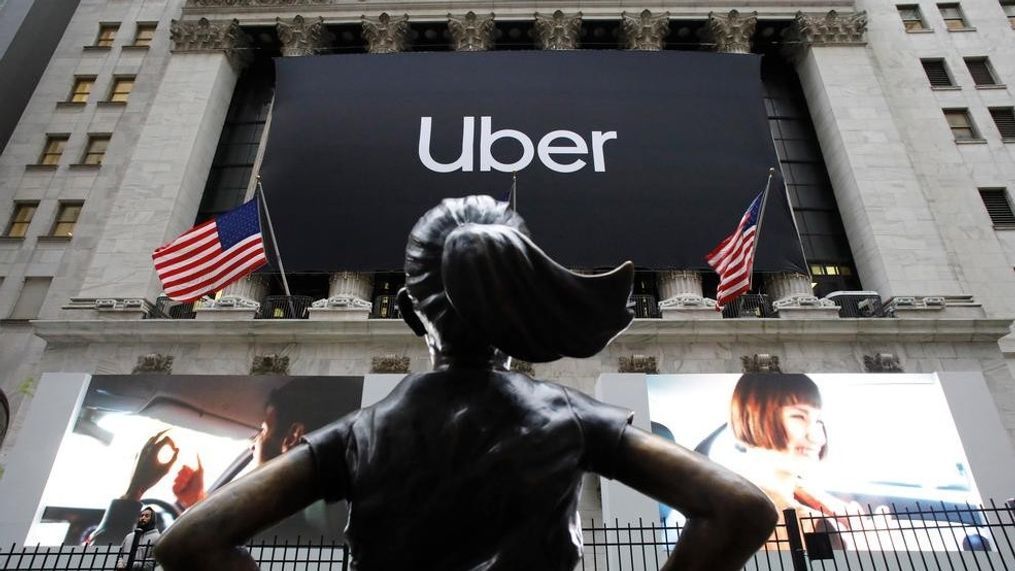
[[706, 191, 766, 311], [153, 199, 268, 302]]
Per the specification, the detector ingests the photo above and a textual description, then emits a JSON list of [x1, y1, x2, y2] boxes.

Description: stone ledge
[[30, 316, 1014, 344]]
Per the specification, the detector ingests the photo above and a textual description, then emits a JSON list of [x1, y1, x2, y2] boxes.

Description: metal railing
[[825, 291, 888, 318], [370, 294, 400, 319], [4, 502, 1011, 570], [257, 295, 313, 319], [723, 293, 777, 318], [631, 294, 662, 318], [148, 296, 196, 320]]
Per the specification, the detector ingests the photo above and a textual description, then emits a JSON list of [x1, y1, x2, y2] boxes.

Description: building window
[[979, 188, 1015, 225], [921, 59, 954, 87], [68, 77, 94, 103], [38, 135, 68, 166], [965, 57, 999, 86], [1003, 0, 1015, 27], [134, 23, 156, 47], [938, 3, 969, 28], [944, 109, 979, 140], [898, 5, 928, 30], [108, 77, 134, 103], [8, 277, 50, 320], [50, 202, 82, 237], [810, 264, 854, 277], [95, 23, 119, 47], [4, 203, 37, 238], [82, 135, 110, 165], [990, 107, 1015, 139], [0, 388, 8, 449]]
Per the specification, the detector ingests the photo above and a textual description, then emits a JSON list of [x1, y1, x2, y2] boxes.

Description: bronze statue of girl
[[155, 195, 777, 570]]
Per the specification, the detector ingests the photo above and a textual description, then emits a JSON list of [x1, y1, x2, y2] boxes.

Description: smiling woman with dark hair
[[156, 195, 777, 571]]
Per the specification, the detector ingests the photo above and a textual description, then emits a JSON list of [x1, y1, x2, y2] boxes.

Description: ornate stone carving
[[277, 15, 334, 56], [657, 271, 718, 311], [371, 354, 410, 374], [448, 12, 495, 52], [706, 10, 758, 54], [171, 18, 251, 67], [188, 0, 330, 6], [618, 355, 658, 374], [621, 10, 670, 51], [534, 10, 581, 50], [133, 353, 174, 374], [792, 10, 868, 46], [197, 295, 260, 310], [362, 13, 409, 54], [864, 353, 903, 373], [251, 354, 290, 375], [741, 354, 781, 373], [765, 273, 837, 311], [509, 359, 534, 376]]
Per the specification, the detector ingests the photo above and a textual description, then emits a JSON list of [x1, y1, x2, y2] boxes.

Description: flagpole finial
[[768, 167, 776, 174]]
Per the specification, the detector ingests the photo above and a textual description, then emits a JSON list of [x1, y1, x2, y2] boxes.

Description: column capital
[[277, 15, 335, 56], [534, 10, 582, 50], [791, 10, 868, 47], [621, 10, 670, 51], [170, 18, 252, 68], [362, 13, 409, 54], [448, 11, 495, 52], [705, 10, 758, 54]]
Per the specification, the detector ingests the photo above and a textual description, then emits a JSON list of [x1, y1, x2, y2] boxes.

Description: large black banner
[[261, 51, 807, 273]]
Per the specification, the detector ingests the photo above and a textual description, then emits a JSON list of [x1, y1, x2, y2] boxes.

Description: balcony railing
[[257, 295, 313, 319], [722, 293, 776, 318], [149, 296, 196, 319], [825, 291, 886, 318]]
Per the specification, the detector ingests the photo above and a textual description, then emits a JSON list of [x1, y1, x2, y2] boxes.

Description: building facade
[[1, 0, 1015, 531]]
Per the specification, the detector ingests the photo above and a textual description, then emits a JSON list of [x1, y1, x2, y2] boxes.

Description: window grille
[[921, 59, 953, 87], [966, 57, 998, 85], [979, 188, 1015, 225]]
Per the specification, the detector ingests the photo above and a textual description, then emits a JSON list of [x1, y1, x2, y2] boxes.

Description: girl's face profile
[[779, 403, 826, 461]]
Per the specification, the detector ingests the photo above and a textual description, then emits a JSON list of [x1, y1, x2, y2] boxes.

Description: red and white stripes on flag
[[153, 199, 268, 302], [706, 191, 766, 311]]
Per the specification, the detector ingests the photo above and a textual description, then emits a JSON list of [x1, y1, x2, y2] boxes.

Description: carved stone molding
[[742, 353, 781, 373], [448, 12, 495, 52], [189, 0, 330, 6], [252, 354, 290, 375], [509, 359, 534, 376], [792, 10, 867, 47], [534, 10, 582, 50], [706, 10, 758, 54], [371, 354, 410, 374], [863, 353, 902, 373], [621, 10, 670, 51], [171, 18, 252, 68], [362, 13, 409, 54], [277, 15, 334, 56], [311, 294, 372, 310], [133, 353, 174, 374], [619, 355, 658, 374]]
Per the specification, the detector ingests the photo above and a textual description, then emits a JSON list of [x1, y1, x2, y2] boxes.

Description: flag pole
[[512, 171, 517, 212], [256, 176, 296, 316], [748, 168, 776, 290]]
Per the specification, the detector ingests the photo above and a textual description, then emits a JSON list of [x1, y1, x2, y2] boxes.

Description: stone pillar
[[277, 15, 335, 57], [310, 272, 374, 320], [788, 11, 966, 305], [195, 274, 267, 320], [448, 12, 495, 51], [657, 271, 718, 318], [620, 10, 669, 50], [362, 13, 409, 54], [705, 10, 757, 54], [533, 10, 581, 50], [764, 272, 838, 318], [76, 19, 250, 315]]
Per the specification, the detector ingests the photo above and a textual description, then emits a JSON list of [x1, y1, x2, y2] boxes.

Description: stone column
[[448, 12, 495, 51], [362, 13, 409, 54], [705, 10, 757, 54], [657, 271, 718, 318], [789, 11, 968, 310], [277, 15, 335, 57], [534, 10, 581, 50], [76, 19, 250, 317], [196, 274, 267, 320], [310, 272, 375, 320], [764, 272, 838, 318], [621, 10, 669, 51]]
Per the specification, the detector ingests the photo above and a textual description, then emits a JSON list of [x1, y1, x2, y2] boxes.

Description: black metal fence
[[257, 295, 313, 319], [3, 503, 1012, 570]]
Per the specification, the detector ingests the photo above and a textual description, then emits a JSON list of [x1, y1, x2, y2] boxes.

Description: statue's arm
[[612, 427, 778, 571], [154, 446, 328, 571]]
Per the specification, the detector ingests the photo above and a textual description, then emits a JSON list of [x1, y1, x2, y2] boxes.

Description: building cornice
[[180, 1, 855, 25], [31, 317, 1013, 345]]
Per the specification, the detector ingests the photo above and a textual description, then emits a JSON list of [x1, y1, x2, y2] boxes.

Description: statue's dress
[[304, 369, 633, 571]]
